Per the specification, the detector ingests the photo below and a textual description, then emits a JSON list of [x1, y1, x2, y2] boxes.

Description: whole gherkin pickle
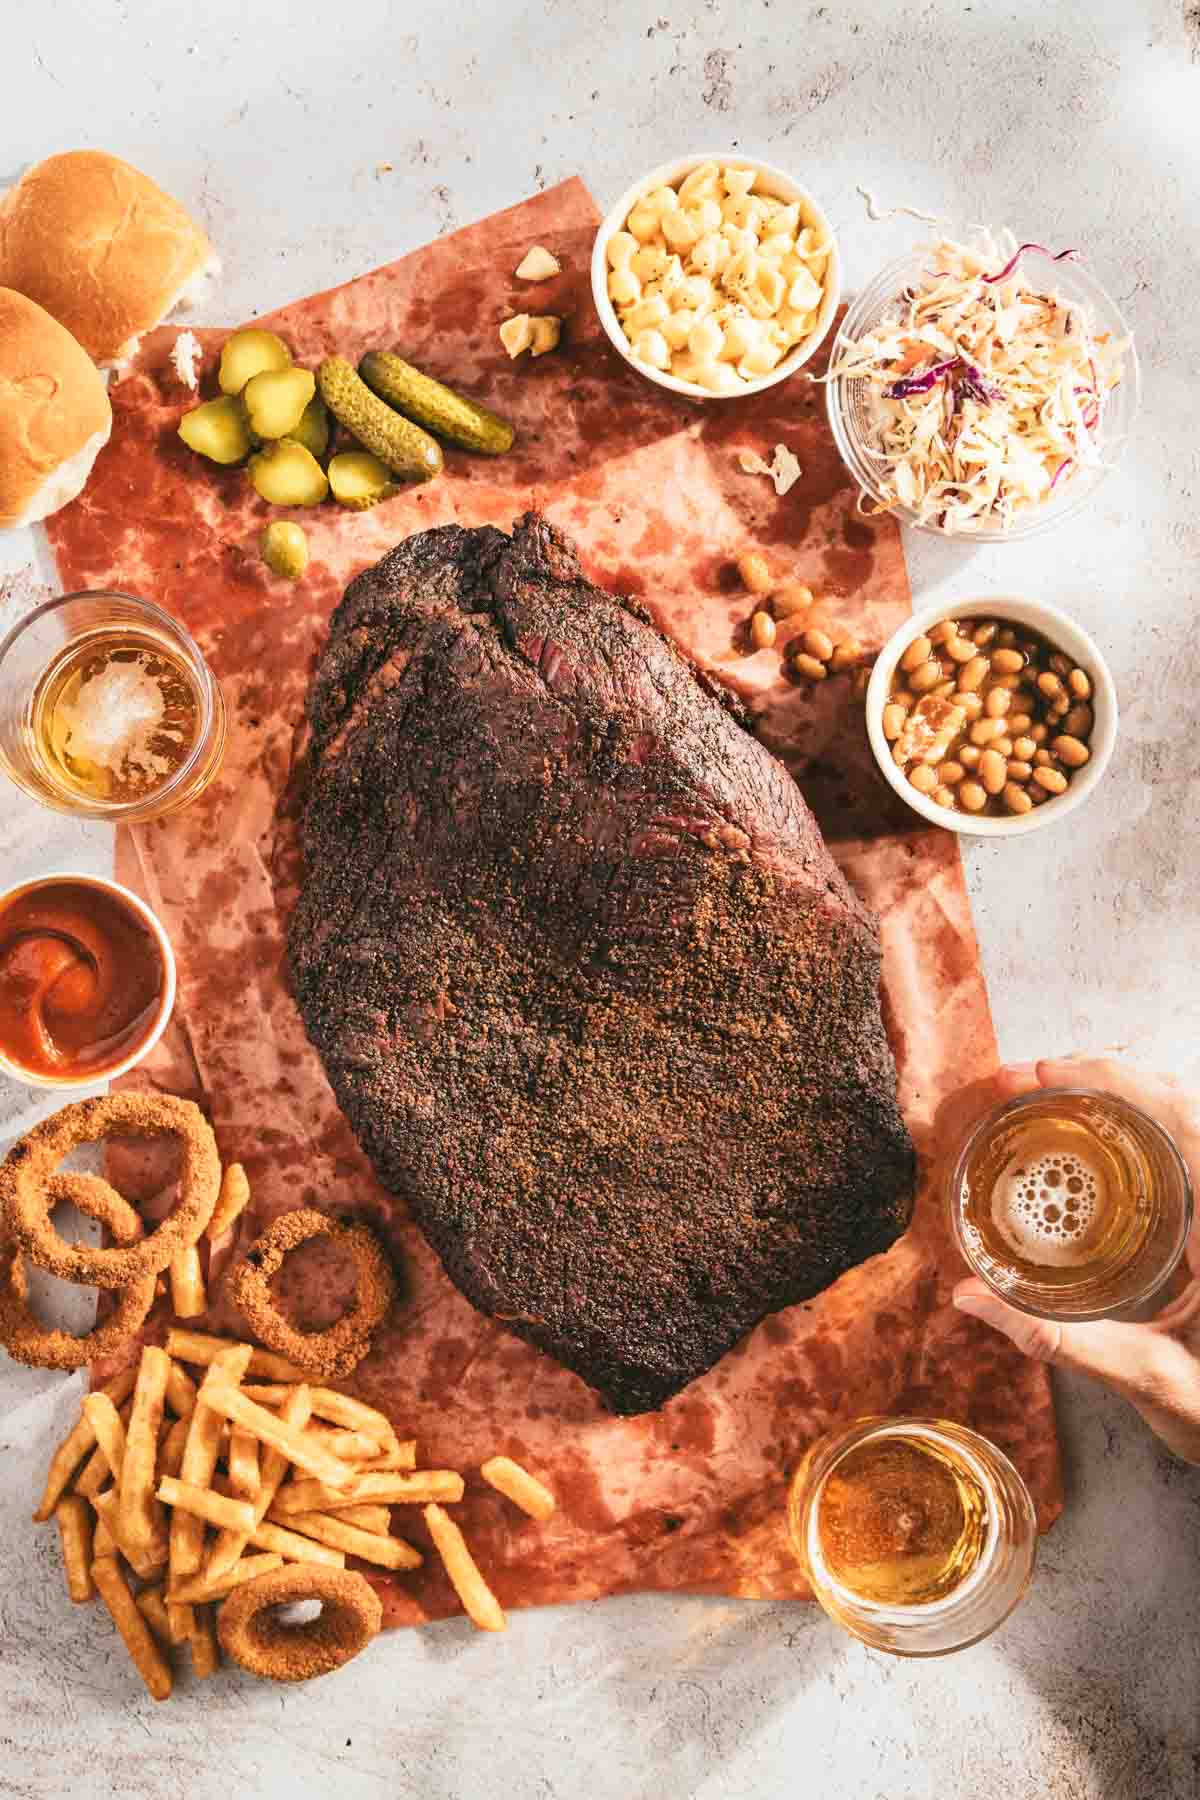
[[316, 358, 443, 483], [261, 521, 309, 580], [358, 350, 515, 455]]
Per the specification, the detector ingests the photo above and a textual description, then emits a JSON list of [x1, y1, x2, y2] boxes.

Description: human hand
[[950, 1055, 1200, 1464]]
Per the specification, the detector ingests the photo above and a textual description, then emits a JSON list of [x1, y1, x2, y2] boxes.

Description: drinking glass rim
[[795, 1415, 1006, 1620], [947, 1085, 1194, 1321], [0, 587, 219, 818]]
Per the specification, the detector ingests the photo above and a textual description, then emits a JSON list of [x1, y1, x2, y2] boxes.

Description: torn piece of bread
[[0, 288, 112, 529], [0, 151, 218, 366]]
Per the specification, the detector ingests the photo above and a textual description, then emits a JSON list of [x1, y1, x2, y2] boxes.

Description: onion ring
[[216, 1564, 382, 1682], [227, 1207, 396, 1379], [0, 1174, 156, 1369], [0, 1091, 219, 1288]]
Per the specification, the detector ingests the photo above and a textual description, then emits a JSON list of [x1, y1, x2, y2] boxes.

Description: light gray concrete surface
[[1, 2, 1198, 1796]]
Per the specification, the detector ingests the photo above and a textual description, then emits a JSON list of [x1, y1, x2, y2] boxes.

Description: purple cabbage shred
[[1050, 458, 1074, 491], [982, 243, 1081, 284], [886, 358, 1002, 404]]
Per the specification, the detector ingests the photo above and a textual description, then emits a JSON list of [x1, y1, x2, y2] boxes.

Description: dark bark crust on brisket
[[289, 512, 916, 1413]]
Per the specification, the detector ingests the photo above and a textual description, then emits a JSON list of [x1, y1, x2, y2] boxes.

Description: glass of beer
[[787, 1416, 1037, 1656], [0, 590, 225, 823], [949, 1087, 1192, 1320]]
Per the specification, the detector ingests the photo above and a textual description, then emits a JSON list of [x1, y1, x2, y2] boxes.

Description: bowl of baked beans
[[865, 597, 1118, 835]]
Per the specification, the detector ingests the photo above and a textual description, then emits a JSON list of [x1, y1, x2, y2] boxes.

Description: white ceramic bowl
[[0, 872, 176, 1089], [866, 598, 1118, 837], [591, 152, 841, 402]]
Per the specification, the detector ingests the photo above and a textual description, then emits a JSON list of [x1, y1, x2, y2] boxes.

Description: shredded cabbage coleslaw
[[828, 231, 1129, 534]]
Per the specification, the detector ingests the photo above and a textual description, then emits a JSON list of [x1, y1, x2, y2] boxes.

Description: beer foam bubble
[[991, 1147, 1104, 1268]]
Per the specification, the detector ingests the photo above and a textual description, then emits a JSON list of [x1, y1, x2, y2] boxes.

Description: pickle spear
[[358, 350, 515, 455], [317, 358, 443, 483]]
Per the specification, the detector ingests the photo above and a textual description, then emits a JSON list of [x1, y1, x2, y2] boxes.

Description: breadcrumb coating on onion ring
[[216, 1563, 382, 1682], [0, 1092, 219, 1287], [0, 1173, 155, 1369], [227, 1207, 396, 1379]]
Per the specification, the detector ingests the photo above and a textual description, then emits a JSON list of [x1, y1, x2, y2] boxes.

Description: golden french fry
[[189, 1603, 220, 1678], [166, 1328, 307, 1383], [330, 1504, 391, 1534], [205, 1384, 312, 1584], [134, 1585, 172, 1645], [92, 1556, 173, 1700], [364, 1443, 418, 1472], [201, 1387, 356, 1488], [33, 1369, 137, 1522], [302, 1427, 385, 1461], [279, 1509, 422, 1572], [92, 1514, 118, 1560], [55, 1496, 95, 1602], [158, 1475, 257, 1534], [168, 1244, 206, 1319], [208, 1162, 250, 1239], [165, 1360, 198, 1418], [160, 1414, 191, 1481], [167, 1599, 195, 1646], [75, 1439, 114, 1501], [170, 1342, 254, 1583], [480, 1455, 556, 1522], [81, 1392, 127, 1481], [118, 1346, 171, 1566], [92, 1489, 164, 1582], [424, 1504, 505, 1632], [242, 1384, 401, 1444], [248, 1518, 346, 1567], [167, 1552, 284, 1605], [228, 1427, 260, 1500], [272, 1469, 461, 1512]]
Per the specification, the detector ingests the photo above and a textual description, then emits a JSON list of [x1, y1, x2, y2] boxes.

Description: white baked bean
[[957, 657, 990, 692], [992, 648, 1025, 674], [944, 635, 977, 664], [900, 635, 933, 671], [980, 748, 1008, 794], [804, 628, 835, 662], [1068, 669, 1092, 699], [738, 550, 772, 593], [984, 687, 1011, 718], [1012, 735, 1037, 761], [959, 782, 987, 812], [970, 718, 1004, 746], [882, 704, 908, 741], [1004, 782, 1033, 814], [909, 765, 938, 794], [1052, 735, 1091, 767], [1034, 766, 1068, 794]]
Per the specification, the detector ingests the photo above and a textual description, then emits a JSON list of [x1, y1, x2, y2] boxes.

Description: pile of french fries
[[37, 1327, 556, 1698]]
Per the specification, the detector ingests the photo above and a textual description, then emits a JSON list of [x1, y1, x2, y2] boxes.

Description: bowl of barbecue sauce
[[0, 873, 175, 1089]]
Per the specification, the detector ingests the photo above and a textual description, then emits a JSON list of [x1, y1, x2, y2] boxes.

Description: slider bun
[[0, 150, 217, 366], [0, 289, 112, 530]]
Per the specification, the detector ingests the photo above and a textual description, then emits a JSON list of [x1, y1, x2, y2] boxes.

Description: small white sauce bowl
[[865, 597, 1118, 837], [0, 871, 177, 1089], [590, 152, 841, 402]]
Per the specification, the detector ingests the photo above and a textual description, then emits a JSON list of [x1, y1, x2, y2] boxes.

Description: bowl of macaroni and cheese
[[591, 153, 841, 400]]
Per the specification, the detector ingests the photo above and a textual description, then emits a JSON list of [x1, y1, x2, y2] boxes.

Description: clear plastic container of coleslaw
[[825, 239, 1140, 541]]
